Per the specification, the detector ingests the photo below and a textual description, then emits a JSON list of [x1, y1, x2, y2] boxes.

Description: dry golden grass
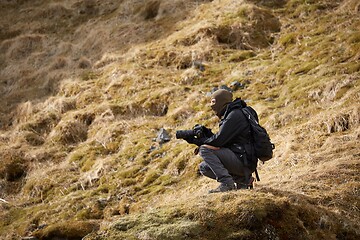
[[0, 0, 359, 239]]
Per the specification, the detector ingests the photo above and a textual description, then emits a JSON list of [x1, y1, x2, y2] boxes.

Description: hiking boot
[[235, 176, 255, 190], [208, 183, 235, 194]]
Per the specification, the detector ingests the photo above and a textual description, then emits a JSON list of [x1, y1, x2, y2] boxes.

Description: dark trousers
[[199, 145, 247, 185]]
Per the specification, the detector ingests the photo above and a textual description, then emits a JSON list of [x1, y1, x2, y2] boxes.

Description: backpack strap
[[254, 168, 260, 181], [241, 107, 261, 182]]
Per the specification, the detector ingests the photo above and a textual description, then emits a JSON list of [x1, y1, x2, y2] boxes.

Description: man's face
[[210, 98, 216, 111], [209, 89, 233, 118]]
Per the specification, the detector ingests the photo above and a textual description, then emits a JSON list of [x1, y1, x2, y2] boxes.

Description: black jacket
[[204, 98, 258, 168], [204, 99, 252, 146]]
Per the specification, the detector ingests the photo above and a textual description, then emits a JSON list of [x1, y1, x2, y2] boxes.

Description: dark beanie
[[211, 89, 233, 118]]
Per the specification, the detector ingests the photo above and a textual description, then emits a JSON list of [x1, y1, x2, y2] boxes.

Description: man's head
[[210, 89, 233, 118]]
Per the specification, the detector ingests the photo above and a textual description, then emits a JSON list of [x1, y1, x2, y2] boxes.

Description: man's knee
[[198, 161, 216, 179], [199, 161, 208, 173]]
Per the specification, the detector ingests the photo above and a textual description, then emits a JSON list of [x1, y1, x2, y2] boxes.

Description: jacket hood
[[222, 98, 247, 118]]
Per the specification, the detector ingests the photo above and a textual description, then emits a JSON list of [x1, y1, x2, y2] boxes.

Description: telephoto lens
[[175, 130, 195, 139]]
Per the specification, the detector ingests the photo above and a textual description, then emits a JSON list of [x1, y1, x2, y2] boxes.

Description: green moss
[[112, 217, 139, 232], [118, 137, 152, 162], [103, 141, 122, 154], [293, 62, 318, 75], [154, 174, 178, 186], [175, 158, 187, 173], [220, 5, 249, 25], [136, 185, 165, 196], [344, 62, 360, 74], [80, 71, 100, 81], [203, 64, 230, 82], [69, 149, 97, 172], [268, 56, 297, 80], [0, 206, 34, 236], [121, 179, 137, 187], [0, 207, 27, 228], [142, 170, 161, 187], [236, 5, 250, 18], [335, 84, 353, 100], [81, 158, 96, 172], [348, 32, 360, 44], [75, 208, 92, 220], [310, 25, 329, 36], [68, 150, 86, 163], [108, 208, 203, 239], [158, 158, 171, 170], [279, 33, 297, 47], [287, 0, 324, 17], [349, 43, 360, 58], [33, 221, 100, 239], [117, 166, 143, 179], [95, 184, 111, 194], [140, 156, 153, 165], [227, 50, 256, 62]]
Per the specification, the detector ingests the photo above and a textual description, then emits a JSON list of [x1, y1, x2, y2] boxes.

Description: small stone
[[219, 85, 233, 92], [97, 198, 108, 208], [230, 81, 245, 91], [148, 145, 157, 153], [156, 128, 171, 144], [193, 61, 205, 71]]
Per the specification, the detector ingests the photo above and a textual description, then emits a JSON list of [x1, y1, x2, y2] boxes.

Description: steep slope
[[0, 0, 359, 239]]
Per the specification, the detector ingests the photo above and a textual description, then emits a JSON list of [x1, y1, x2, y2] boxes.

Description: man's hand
[[184, 136, 205, 146], [183, 136, 196, 144], [203, 144, 220, 150], [201, 126, 214, 138]]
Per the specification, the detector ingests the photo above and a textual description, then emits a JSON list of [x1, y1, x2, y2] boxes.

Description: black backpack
[[241, 107, 275, 162]]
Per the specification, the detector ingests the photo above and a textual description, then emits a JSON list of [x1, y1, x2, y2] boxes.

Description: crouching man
[[181, 89, 258, 193]]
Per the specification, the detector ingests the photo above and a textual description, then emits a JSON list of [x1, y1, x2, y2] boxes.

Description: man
[[185, 89, 258, 193]]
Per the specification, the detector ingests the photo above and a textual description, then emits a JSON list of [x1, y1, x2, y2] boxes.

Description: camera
[[176, 124, 207, 139]]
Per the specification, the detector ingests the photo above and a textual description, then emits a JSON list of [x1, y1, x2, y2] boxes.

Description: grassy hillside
[[0, 0, 359, 239]]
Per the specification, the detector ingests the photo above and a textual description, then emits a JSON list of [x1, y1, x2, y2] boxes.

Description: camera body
[[176, 124, 206, 139]]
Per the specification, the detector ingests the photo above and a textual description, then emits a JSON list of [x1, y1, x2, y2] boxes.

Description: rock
[[193, 61, 205, 71], [219, 85, 233, 92], [97, 198, 108, 208], [147, 145, 157, 153], [230, 81, 245, 91], [156, 128, 170, 144]]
